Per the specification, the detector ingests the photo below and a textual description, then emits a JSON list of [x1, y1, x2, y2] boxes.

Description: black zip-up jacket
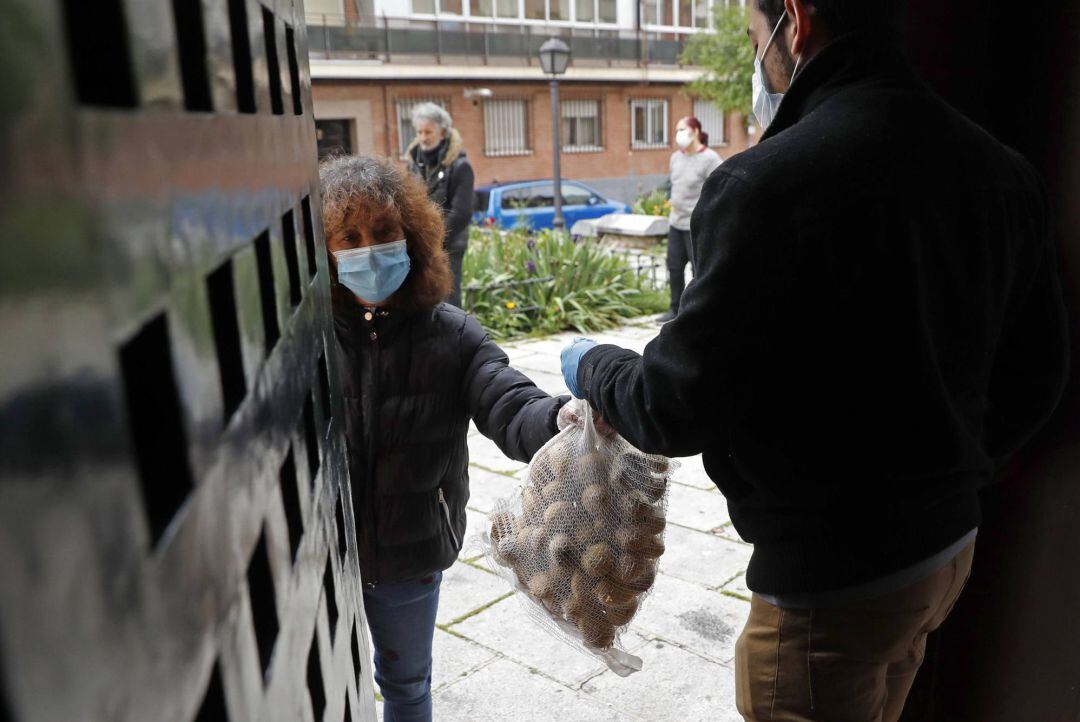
[[576, 32, 1069, 596], [334, 300, 566, 585]]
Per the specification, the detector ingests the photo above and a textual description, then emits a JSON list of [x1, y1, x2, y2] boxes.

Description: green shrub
[[463, 227, 667, 340], [631, 188, 670, 216]]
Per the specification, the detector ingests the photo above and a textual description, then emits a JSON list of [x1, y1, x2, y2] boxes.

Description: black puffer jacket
[[333, 299, 565, 585], [407, 128, 474, 253]]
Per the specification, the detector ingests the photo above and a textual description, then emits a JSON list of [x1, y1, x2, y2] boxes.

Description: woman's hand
[[557, 399, 617, 438]]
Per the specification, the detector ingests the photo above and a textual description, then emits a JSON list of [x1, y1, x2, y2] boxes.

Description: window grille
[[395, 97, 449, 157], [630, 98, 668, 149], [562, 99, 602, 152], [483, 98, 531, 157], [692, 99, 726, 146]]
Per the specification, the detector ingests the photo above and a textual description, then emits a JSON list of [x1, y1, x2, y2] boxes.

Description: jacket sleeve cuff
[[576, 344, 614, 401]]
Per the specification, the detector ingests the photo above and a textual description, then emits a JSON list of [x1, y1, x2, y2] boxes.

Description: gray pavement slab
[[630, 572, 749, 666], [434, 658, 642, 721], [670, 454, 718, 490], [519, 368, 570, 397], [660, 524, 753, 590], [465, 466, 521, 515], [435, 561, 509, 627], [513, 349, 564, 376], [467, 434, 528, 477], [720, 571, 752, 601], [432, 627, 499, 692], [580, 640, 742, 722], [665, 482, 729, 533], [450, 591, 612, 688]]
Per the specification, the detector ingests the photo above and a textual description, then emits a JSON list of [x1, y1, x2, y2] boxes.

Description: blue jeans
[[363, 572, 442, 722]]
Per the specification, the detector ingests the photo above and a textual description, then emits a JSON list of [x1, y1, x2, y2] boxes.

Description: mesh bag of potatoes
[[478, 400, 676, 676]]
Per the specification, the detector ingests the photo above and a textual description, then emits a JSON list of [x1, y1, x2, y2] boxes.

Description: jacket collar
[[332, 289, 432, 343], [760, 29, 912, 142], [407, 128, 465, 169]]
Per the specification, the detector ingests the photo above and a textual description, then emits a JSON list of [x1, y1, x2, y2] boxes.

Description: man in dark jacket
[[560, 1, 1069, 719], [407, 103, 475, 308]]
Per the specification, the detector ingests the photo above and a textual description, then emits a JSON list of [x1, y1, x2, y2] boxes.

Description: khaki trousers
[[735, 542, 975, 722]]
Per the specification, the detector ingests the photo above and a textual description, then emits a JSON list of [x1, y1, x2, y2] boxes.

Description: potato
[[581, 484, 609, 516], [548, 533, 575, 565], [596, 577, 638, 608], [543, 500, 572, 530], [627, 532, 664, 559], [489, 510, 517, 542], [615, 553, 647, 581], [521, 487, 543, 520], [581, 542, 615, 578], [517, 525, 548, 557], [564, 590, 602, 625], [581, 619, 617, 650], [603, 598, 640, 626], [618, 561, 657, 593], [614, 525, 637, 549], [579, 451, 608, 482], [570, 569, 597, 598], [494, 533, 518, 566], [572, 523, 598, 546], [528, 572, 555, 600], [632, 504, 666, 535]]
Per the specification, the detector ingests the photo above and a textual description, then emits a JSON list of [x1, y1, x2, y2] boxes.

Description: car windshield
[[562, 184, 593, 205]]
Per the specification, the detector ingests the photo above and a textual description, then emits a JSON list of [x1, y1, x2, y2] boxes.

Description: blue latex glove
[[561, 337, 597, 398]]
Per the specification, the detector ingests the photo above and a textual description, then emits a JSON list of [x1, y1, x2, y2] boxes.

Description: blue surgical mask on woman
[[334, 239, 411, 304], [752, 11, 800, 131]]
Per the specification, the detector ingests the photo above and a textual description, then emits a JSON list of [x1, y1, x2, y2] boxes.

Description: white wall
[[307, 0, 345, 15], [373, 0, 411, 16]]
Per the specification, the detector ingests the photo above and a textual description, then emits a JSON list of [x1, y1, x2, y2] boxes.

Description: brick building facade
[[313, 75, 753, 201], [305, 0, 754, 201]]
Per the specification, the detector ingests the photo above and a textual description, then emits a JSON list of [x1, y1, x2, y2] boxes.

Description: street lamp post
[[538, 37, 571, 230]]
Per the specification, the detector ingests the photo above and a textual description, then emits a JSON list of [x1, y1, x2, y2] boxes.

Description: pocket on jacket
[[436, 487, 461, 551]]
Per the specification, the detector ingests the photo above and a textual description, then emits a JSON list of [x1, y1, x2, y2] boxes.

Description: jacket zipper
[[437, 488, 460, 550], [362, 311, 381, 587]]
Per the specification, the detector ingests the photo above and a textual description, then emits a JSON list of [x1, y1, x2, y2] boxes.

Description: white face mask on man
[[751, 10, 801, 130]]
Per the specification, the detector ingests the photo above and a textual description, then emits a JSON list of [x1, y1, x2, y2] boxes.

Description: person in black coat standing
[[321, 155, 566, 722], [407, 103, 475, 308], [559, 1, 1069, 720]]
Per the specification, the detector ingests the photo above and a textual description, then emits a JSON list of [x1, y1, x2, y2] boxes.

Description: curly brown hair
[[320, 155, 452, 312]]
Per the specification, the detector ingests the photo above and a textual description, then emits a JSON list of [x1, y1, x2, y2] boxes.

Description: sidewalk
[[379, 316, 751, 721]]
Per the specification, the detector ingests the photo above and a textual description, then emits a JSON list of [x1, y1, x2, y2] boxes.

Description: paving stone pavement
[[368, 317, 751, 722]]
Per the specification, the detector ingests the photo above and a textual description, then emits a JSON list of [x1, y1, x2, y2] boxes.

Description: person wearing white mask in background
[[663, 116, 722, 322]]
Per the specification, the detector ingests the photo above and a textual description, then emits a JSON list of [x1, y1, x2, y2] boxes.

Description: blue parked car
[[473, 180, 630, 230]]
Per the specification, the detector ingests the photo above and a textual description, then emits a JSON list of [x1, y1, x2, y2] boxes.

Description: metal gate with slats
[[0, 1, 376, 720]]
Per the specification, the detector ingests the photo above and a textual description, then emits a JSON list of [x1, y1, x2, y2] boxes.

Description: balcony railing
[[306, 14, 691, 67]]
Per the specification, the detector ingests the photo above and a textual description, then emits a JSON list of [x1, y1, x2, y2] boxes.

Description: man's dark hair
[[756, 0, 900, 35]]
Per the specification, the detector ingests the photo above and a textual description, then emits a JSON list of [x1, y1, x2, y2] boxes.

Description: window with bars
[[630, 99, 668, 148], [562, 99, 602, 152], [692, 99, 726, 146], [394, 97, 449, 157], [483, 98, 530, 157]]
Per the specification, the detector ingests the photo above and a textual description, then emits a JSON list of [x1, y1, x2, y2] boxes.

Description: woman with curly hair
[[320, 155, 567, 722]]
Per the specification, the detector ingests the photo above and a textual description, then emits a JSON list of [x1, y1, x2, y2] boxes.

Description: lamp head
[[538, 37, 571, 76]]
